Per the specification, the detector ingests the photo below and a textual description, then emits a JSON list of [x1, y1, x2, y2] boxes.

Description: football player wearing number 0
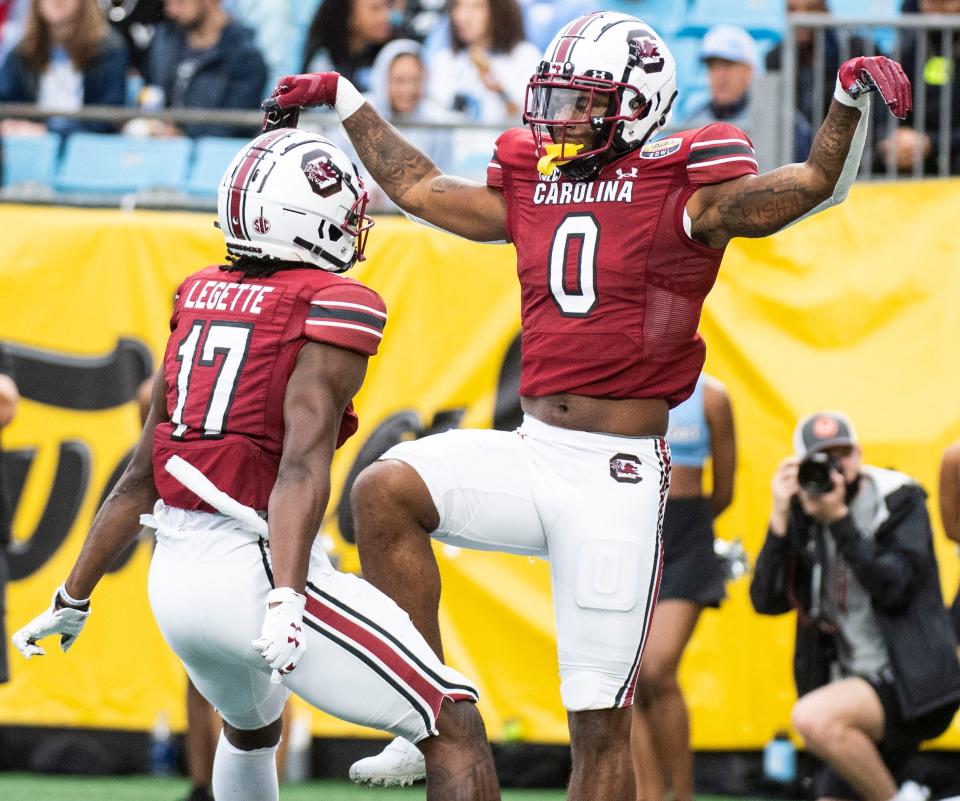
[[264, 10, 912, 799], [10, 130, 500, 801]]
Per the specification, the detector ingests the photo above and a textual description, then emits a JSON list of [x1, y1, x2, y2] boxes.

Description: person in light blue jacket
[[0, 0, 128, 134]]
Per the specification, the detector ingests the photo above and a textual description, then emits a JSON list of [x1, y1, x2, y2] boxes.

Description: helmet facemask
[[318, 159, 374, 270], [525, 12, 679, 181], [525, 61, 652, 180]]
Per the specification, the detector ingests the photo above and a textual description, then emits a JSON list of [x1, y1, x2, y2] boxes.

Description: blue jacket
[[144, 18, 266, 137], [0, 29, 129, 133]]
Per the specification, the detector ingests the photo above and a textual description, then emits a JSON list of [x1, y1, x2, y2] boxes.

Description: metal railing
[[779, 13, 960, 178], [3, 14, 959, 214], [0, 105, 507, 211]]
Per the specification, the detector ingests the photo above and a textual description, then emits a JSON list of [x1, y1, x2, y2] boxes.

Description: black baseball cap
[[793, 411, 858, 458]]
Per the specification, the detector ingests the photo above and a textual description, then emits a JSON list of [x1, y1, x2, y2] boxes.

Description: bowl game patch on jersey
[[640, 137, 683, 159]]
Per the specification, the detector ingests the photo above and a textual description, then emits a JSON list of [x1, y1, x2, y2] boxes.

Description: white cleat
[[893, 782, 931, 801], [349, 736, 426, 787]]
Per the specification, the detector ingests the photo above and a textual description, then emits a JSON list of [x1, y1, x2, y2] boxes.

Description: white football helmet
[[218, 128, 373, 272], [525, 11, 678, 179]]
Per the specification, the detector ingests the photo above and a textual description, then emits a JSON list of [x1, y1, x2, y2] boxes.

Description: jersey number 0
[[548, 213, 599, 317]]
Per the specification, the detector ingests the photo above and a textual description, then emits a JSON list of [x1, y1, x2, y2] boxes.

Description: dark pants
[[0, 547, 8, 684], [814, 674, 960, 799]]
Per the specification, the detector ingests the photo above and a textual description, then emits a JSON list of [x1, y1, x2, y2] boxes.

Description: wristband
[[58, 583, 91, 608], [334, 79, 365, 120], [265, 587, 306, 608], [834, 75, 869, 111]]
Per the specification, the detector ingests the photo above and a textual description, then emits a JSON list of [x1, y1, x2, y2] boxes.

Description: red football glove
[[838, 56, 912, 119], [271, 72, 341, 109]]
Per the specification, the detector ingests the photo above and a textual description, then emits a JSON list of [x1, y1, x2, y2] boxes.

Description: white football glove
[[12, 586, 91, 659], [251, 587, 307, 684]]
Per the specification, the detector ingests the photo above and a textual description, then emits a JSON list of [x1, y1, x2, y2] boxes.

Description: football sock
[[211, 731, 279, 801]]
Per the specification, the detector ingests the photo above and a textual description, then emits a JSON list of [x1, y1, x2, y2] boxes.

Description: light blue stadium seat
[[55, 133, 192, 194], [186, 137, 250, 197], [523, 0, 596, 52], [827, 0, 899, 53], [449, 129, 498, 183], [671, 35, 708, 95], [289, 0, 322, 72], [605, 0, 687, 36], [828, 0, 899, 20], [683, 0, 786, 41], [1, 132, 60, 188]]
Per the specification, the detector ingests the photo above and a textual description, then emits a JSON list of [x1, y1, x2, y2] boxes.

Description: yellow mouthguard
[[536, 142, 584, 176]]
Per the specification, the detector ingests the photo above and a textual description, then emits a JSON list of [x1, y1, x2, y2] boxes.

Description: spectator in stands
[[0, 0, 128, 135], [301, 0, 396, 94], [684, 24, 813, 164], [425, 0, 539, 124], [878, 0, 960, 174], [367, 38, 453, 124], [938, 440, 960, 641], [140, 0, 266, 138], [99, 0, 164, 74], [751, 411, 960, 801], [363, 38, 457, 209], [0, 343, 19, 689], [0, 0, 29, 66], [765, 0, 870, 126]]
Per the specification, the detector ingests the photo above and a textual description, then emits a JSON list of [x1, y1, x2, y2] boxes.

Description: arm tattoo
[[430, 176, 478, 195], [702, 103, 862, 243], [342, 105, 436, 207], [808, 102, 861, 176]]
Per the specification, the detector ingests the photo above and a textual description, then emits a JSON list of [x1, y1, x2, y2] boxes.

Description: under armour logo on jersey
[[610, 453, 643, 484], [616, 167, 638, 179]]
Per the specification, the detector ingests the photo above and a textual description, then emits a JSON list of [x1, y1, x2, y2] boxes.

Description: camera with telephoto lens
[[797, 452, 841, 495]]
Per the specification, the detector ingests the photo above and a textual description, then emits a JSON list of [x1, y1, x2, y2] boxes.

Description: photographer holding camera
[[750, 411, 960, 801]]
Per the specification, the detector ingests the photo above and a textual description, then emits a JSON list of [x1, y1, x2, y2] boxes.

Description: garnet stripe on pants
[[307, 581, 479, 699], [303, 590, 474, 731], [615, 436, 670, 707], [300, 616, 434, 733]]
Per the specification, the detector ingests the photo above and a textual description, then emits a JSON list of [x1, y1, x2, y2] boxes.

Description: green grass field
[[0, 774, 768, 801]]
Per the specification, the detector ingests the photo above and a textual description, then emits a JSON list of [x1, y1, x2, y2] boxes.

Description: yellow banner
[[0, 182, 958, 749]]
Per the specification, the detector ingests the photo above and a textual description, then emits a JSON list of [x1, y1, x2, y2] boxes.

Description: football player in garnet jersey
[[263, 10, 912, 798], [11, 130, 500, 801]]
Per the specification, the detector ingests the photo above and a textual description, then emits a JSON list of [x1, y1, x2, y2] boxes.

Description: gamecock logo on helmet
[[628, 34, 664, 74], [301, 150, 343, 198]]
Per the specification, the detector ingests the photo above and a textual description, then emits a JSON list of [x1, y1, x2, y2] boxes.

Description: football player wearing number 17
[[265, 11, 913, 799], [11, 129, 500, 801]]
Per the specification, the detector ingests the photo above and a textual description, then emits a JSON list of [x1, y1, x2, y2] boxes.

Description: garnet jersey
[[153, 265, 386, 513], [487, 123, 757, 407]]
